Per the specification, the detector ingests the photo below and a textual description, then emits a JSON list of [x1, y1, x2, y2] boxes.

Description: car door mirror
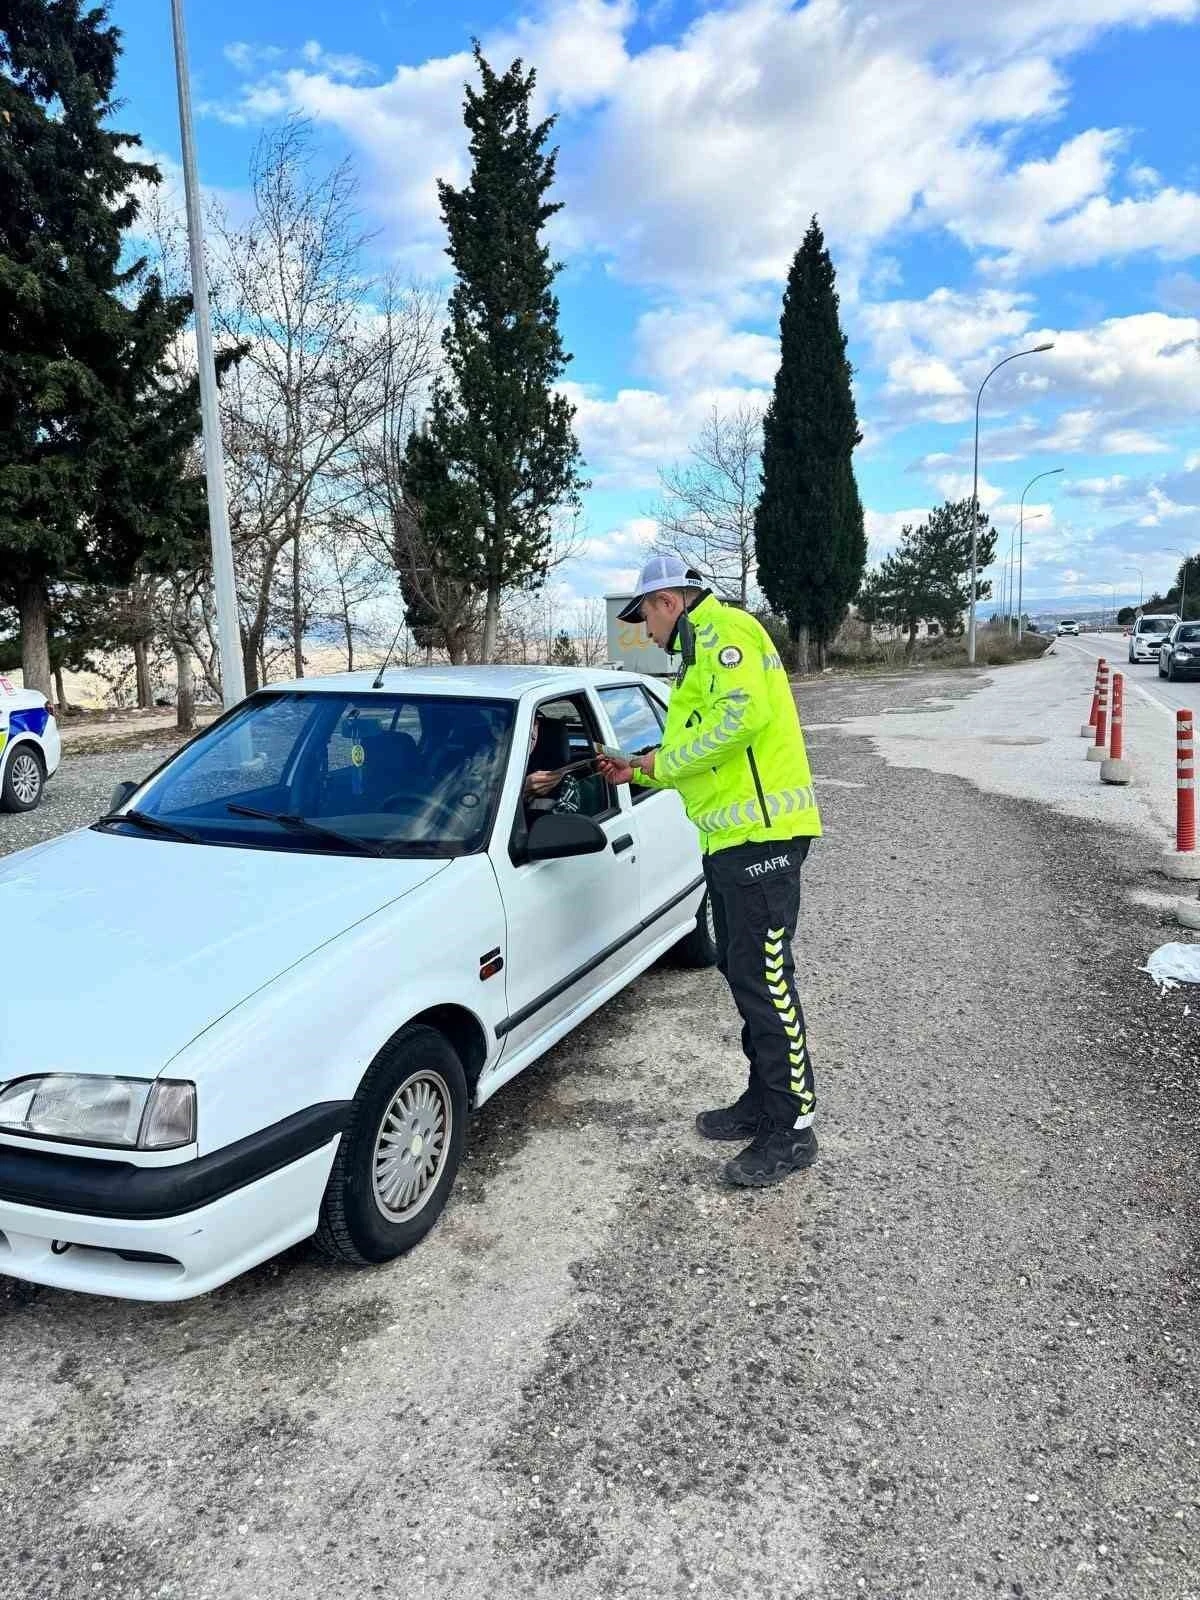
[[107, 779, 139, 814], [524, 810, 607, 861]]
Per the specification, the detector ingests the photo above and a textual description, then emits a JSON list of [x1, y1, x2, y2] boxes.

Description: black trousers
[[703, 837, 817, 1134]]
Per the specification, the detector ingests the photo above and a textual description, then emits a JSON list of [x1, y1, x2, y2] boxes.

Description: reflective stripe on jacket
[[633, 593, 822, 854]]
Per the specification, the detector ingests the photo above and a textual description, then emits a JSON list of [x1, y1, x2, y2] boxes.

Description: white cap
[[617, 555, 706, 622]]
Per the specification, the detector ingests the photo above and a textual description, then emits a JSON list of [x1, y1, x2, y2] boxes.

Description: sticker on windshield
[[350, 743, 365, 767], [718, 646, 743, 668]]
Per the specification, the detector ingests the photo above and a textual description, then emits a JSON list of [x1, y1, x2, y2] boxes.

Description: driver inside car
[[524, 712, 594, 823]]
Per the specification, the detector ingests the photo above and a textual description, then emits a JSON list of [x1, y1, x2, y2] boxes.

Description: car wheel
[[315, 1024, 468, 1266], [1168, 659, 1177, 682], [675, 887, 719, 968], [1, 745, 44, 813]]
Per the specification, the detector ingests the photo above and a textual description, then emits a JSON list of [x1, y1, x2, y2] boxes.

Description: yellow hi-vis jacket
[[631, 593, 822, 854]]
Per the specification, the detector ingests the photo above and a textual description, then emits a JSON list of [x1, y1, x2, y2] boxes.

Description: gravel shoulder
[[2, 669, 1197, 1600]]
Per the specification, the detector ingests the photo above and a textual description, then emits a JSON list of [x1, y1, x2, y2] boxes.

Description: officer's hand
[[598, 755, 634, 785], [525, 770, 559, 797], [634, 750, 656, 779]]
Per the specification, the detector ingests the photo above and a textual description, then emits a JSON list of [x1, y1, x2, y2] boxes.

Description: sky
[[110, 0, 1200, 617]]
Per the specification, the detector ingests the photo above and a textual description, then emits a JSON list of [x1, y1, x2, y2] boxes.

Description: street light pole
[[968, 342, 1056, 664], [1017, 466, 1063, 643], [170, 0, 245, 708], [1125, 567, 1144, 613]]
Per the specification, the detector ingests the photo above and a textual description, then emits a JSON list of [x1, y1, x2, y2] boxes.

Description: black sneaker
[[695, 1092, 762, 1142], [724, 1128, 818, 1187]]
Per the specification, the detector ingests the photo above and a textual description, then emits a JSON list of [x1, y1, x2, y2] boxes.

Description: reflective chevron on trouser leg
[[702, 837, 817, 1134]]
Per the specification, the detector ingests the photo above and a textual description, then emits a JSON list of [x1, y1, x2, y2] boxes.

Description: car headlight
[[0, 1076, 196, 1150]]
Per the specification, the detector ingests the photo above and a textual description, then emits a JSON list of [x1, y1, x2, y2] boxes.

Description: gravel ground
[[0, 735, 184, 859], [2, 669, 1197, 1599]]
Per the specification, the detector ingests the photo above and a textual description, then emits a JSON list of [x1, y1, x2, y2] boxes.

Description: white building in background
[[604, 595, 676, 675]]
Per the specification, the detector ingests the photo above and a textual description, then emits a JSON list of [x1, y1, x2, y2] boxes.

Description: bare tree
[[210, 120, 394, 690], [574, 597, 607, 666], [654, 402, 762, 607]]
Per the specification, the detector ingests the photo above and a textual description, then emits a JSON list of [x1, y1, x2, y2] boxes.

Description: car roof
[[258, 664, 647, 701]]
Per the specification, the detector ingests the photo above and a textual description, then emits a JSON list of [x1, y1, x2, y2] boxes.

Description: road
[[1062, 630, 1200, 720], [2, 669, 1198, 1600]]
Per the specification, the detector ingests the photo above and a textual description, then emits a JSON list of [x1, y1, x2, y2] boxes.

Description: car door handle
[[611, 833, 634, 855]]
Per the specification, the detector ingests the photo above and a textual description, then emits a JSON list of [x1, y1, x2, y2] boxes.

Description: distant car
[[1158, 621, 1200, 681], [0, 666, 714, 1301], [0, 678, 60, 813], [1130, 613, 1180, 664], [1057, 619, 1080, 636]]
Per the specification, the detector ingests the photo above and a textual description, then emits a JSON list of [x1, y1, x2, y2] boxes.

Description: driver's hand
[[525, 769, 559, 797]]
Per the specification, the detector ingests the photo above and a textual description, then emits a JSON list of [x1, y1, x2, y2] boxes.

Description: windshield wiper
[[96, 809, 203, 845], [226, 804, 386, 857]]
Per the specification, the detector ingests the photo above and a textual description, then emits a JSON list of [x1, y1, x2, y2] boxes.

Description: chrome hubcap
[[371, 1071, 450, 1221], [11, 753, 40, 806]]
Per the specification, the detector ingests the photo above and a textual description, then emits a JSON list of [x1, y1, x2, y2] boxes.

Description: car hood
[[0, 829, 450, 1081]]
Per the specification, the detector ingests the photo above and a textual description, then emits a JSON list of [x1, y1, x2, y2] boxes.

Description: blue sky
[[111, 0, 1200, 616]]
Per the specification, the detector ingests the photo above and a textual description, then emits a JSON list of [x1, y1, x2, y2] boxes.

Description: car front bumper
[[0, 1102, 348, 1301]]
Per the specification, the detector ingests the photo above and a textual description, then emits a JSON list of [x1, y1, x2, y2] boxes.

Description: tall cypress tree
[[0, 1, 204, 695], [754, 217, 865, 670], [422, 44, 585, 662]]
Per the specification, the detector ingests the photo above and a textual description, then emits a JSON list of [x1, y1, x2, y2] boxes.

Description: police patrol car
[[0, 677, 60, 813]]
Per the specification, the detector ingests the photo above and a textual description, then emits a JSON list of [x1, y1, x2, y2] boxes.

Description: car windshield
[[105, 692, 515, 855], [1176, 624, 1200, 644], [1140, 617, 1174, 634]]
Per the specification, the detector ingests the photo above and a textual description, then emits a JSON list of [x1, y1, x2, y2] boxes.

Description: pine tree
[[424, 44, 585, 662], [857, 499, 996, 657], [754, 217, 864, 671], [0, 1, 205, 695]]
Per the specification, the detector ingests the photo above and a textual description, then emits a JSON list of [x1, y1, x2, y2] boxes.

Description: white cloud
[[493, 0, 634, 113], [863, 507, 928, 559], [299, 41, 376, 83], [634, 305, 777, 387], [563, 380, 768, 490], [208, 0, 1200, 299], [224, 42, 285, 75]]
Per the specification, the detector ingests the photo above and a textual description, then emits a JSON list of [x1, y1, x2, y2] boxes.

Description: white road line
[[1059, 637, 1182, 721]]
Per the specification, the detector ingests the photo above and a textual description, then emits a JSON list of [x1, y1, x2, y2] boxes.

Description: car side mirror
[[107, 780, 138, 814], [524, 810, 607, 862]]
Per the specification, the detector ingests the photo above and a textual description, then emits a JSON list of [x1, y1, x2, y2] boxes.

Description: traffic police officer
[[600, 555, 822, 1187]]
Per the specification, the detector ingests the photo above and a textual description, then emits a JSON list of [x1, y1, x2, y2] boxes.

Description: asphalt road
[[2, 669, 1198, 1600], [1062, 631, 1200, 719]]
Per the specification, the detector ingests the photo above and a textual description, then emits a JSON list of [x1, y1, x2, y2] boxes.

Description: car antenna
[[371, 619, 407, 690]]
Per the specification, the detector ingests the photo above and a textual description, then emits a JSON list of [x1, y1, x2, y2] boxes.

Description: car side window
[[523, 695, 616, 823], [598, 685, 665, 804]]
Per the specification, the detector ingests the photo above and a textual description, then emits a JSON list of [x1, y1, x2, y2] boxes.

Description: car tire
[[1168, 659, 1176, 682], [1, 744, 44, 813], [675, 888, 719, 968], [314, 1024, 468, 1267]]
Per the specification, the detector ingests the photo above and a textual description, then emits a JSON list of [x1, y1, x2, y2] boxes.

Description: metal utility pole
[[170, 0, 245, 708], [1017, 467, 1063, 642], [968, 342, 1055, 664]]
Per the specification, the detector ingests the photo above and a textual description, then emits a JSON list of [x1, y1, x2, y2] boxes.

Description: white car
[[0, 677, 61, 812], [1057, 619, 1080, 637], [0, 667, 713, 1301], [1129, 613, 1180, 664]]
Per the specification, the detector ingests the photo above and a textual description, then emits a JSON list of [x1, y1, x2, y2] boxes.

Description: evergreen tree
[[550, 628, 578, 666], [0, 1, 204, 695], [857, 499, 996, 657], [754, 217, 864, 670], [423, 44, 585, 662]]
